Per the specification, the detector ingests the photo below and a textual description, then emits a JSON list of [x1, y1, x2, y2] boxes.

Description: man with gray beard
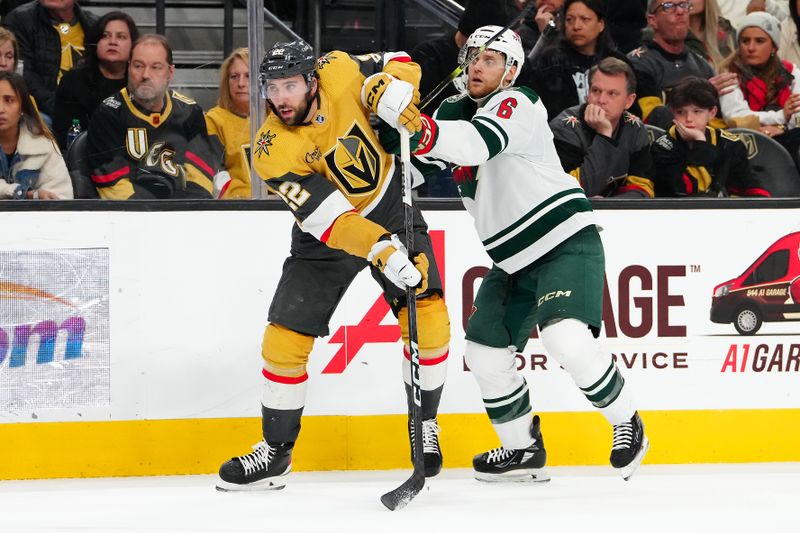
[[87, 34, 223, 199]]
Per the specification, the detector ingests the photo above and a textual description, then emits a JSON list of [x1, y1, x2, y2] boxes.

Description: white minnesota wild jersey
[[416, 87, 598, 274]]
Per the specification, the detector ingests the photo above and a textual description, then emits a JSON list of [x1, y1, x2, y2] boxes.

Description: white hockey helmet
[[456, 25, 525, 96]]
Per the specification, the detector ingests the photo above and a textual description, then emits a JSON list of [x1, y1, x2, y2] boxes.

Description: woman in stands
[[0, 72, 72, 200], [205, 47, 252, 199], [687, 0, 735, 70], [719, 12, 800, 160], [53, 11, 139, 149], [527, 0, 627, 120], [0, 28, 19, 73]]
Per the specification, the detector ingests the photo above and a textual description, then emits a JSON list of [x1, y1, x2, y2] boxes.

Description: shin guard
[[399, 294, 450, 420], [465, 341, 534, 450], [261, 323, 314, 443], [540, 318, 634, 425]]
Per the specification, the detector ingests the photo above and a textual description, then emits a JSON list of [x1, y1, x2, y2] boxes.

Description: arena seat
[[65, 131, 99, 199], [643, 123, 667, 145], [727, 128, 800, 198]]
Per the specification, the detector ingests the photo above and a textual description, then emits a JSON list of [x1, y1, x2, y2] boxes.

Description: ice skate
[[408, 418, 442, 477], [216, 440, 292, 491], [473, 415, 549, 482], [610, 411, 650, 480]]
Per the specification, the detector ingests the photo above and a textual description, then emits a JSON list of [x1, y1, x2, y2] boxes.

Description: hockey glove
[[368, 234, 428, 294], [378, 113, 437, 155], [361, 73, 421, 133], [212, 170, 232, 199]]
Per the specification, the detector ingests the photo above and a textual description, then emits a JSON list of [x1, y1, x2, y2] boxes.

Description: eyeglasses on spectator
[[651, 1, 693, 14]]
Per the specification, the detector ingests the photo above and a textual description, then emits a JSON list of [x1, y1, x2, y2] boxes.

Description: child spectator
[[0, 71, 72, 199], [651, 75, 769, 197]]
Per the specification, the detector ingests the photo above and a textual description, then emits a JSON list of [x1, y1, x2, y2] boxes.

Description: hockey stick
[[380, 128, 425, 511], [418, 1, 536, 110]]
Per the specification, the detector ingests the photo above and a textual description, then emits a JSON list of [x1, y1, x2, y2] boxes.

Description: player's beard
[[273, 90, 317, 126]]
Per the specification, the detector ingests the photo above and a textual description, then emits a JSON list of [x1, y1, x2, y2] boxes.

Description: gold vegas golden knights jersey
[[205, 105, 251, 199], [88, 88, 221, 200], [252, 50, 421, 258]]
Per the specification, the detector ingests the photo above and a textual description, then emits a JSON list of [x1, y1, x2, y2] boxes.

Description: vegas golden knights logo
[[324, 123, 381, 194], [126, 128, 179, 177], [736, 132, 758, 160]]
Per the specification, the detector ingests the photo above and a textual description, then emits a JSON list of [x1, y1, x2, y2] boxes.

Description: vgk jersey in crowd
[[205, 106, 251, 198], [55, 20, 85, 83], [88, 88, 220, 199], [413, 88, 597, 274], [252, 50, 419, 245], [627, 40, 716, 127], [650, 125, 770, 197], [550, 104, 655, 197]]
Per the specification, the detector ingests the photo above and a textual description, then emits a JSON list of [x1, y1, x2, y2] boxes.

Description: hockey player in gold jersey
[[216, 40, 451, 491]]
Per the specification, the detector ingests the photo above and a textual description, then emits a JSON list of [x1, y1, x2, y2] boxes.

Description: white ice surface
[[1, 464, 798, 533]]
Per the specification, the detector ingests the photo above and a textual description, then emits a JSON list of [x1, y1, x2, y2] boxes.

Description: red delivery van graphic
[[710, 232, 800, 335]]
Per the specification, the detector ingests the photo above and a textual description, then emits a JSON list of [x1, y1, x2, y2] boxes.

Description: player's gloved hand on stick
[[368, 234, 429, 294], [361, 73, 421, 133], [377, 113, 437, 155]]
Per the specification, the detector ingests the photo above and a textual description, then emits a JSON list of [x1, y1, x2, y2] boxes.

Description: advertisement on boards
[[0, 248, 110, 412], [301, 209, 800, 417]]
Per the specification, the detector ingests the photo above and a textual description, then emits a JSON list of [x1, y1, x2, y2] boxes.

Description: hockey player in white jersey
[[382, 25, 649, 481]]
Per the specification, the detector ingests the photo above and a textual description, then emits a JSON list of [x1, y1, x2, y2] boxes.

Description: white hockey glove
[[212, 170, 232, 199], [368, 234, 429, 293], [361, 73, 421, 133]]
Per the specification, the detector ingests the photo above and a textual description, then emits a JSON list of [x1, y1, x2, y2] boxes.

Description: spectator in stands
[[718, 11, 800, 162], [53, 11, 138, 150], [87, 34, 221, 200], [530, 0, 628, 120], [606, 0, 647, 54], [205, 47, 252, 199], [0, 71, 72, 199], [651, 76, 769, 196], [717, 0, 788, 28], [3, 0, 97, 119], [628, 0, 734, 130], [551, 57, 655, 197], [779, 0, 800, 68], [642, 0, 734, 69], [519, 0, 565, 60], [687, 0, 735, 69], [0, 28, 19, 72]]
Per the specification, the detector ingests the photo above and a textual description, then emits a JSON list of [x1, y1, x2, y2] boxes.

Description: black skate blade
[[474, 468, 551, 483], [215, 478, 288, 492], [620, 435, 650, 481], [380, 469, 425, 511]]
